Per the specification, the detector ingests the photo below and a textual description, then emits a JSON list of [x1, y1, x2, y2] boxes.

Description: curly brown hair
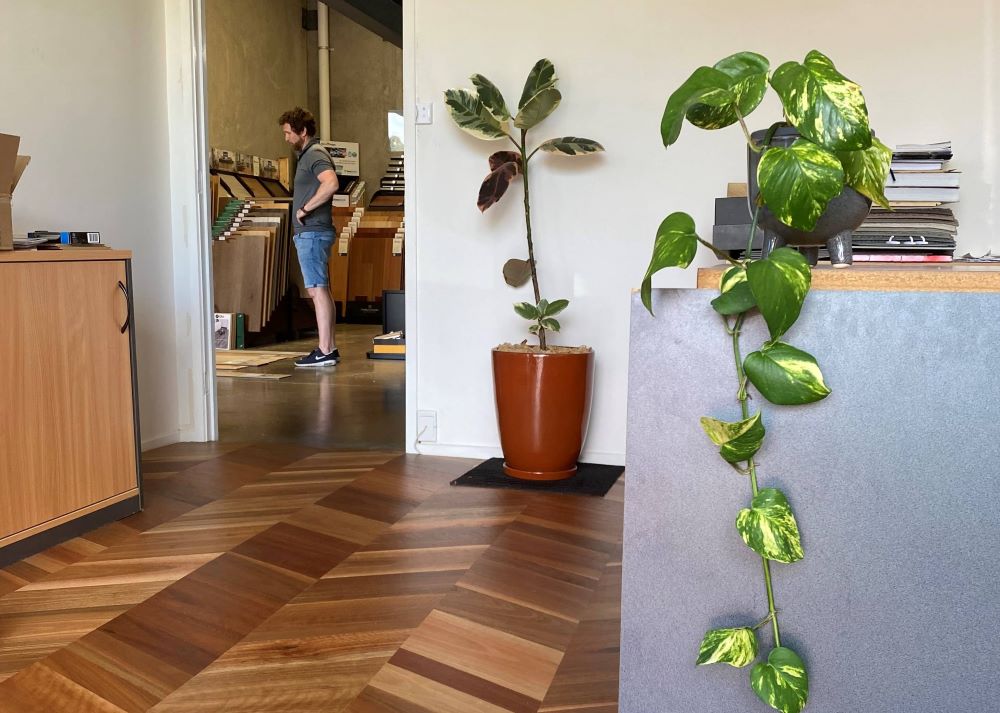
[[278, 107, 316, 137]]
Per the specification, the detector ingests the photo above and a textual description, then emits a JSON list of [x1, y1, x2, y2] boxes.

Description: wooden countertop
[[0, 248, 132, 262], [697, 263, 1000, 293]]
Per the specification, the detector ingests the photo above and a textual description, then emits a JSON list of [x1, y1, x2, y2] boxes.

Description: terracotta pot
[[492, 348, 594, 480]]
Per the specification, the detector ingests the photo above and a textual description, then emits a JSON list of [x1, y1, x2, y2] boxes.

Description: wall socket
[[417, 410, 437, 442]]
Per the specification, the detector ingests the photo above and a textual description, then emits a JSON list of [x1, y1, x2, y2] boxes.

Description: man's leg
[[308, 285, 337, 354]]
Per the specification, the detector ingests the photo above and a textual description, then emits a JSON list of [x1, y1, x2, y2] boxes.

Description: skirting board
[[141, 431, 181, 452]]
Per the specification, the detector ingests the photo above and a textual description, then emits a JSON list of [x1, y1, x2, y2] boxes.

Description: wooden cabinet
[[0, 250, 141, 563]]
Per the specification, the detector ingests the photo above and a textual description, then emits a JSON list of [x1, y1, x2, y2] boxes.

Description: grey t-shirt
[[292, 138, 336, 235]]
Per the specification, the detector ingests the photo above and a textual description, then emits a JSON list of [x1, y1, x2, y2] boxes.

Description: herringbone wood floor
[[0, 443, 622, 712]]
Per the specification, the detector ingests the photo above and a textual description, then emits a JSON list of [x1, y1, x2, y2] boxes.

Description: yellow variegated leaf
[[736, 487, 803, 563], [697, 627, 758, 667], [751, 646, 809, 713]]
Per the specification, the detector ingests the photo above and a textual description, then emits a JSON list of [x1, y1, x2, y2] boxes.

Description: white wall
[[0, 1, 189, 449], [407, 0, 1000, 463]]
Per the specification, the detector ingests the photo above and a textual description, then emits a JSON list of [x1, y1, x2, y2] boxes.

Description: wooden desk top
[[0, 248, 132, 263], [697, 263, 1000, 293]]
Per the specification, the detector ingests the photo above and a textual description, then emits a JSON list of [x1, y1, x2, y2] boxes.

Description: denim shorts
[[293, 231, 335, 288]]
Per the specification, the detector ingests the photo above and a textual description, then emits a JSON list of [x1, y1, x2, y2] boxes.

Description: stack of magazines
[[851, 141, 959, 263]]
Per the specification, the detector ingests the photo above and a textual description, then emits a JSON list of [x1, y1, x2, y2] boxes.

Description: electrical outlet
[[415, 101, 433, 125], [417, 410, 437, 442]]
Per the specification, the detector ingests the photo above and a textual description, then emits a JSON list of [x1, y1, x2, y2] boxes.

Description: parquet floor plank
[[0, 445, 624, 712]]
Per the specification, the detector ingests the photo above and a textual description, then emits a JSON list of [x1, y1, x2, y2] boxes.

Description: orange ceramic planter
[[492, 348, 594, 480]]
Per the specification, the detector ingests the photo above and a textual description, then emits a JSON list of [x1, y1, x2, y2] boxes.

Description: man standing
[[279, 107, 341, 367]]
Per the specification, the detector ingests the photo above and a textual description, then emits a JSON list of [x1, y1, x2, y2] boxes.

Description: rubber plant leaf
[[769, 50, 872, 152], [538, 137, 605, 155], [696, 627, 759, 668], [746, 247, 811, 341], [641, 212, 699, 315], [518, 58, 557, 110], [661, 66, 735, 147], [687, 52, 770, 130], [757, 139, 845, 231], [543, 299, 569, 316], [838, 136, 893, 209], [444, 88, 508, 140], [489, 150, 522, 172], [736, 487, 804, 563], [471, 73, 510, 121], [502, 258, 532, 287], [514, 87, 561, 130], [478, 161, 519, 212], [744, 341, 830, 405], [750, 646, 809, 713], [513, 302, 539, 320], [700, 411, 765, 463]]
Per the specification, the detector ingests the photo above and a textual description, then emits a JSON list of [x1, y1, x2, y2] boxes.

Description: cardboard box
[[211, 148, 237, 170], [321, 141, 360, 176], [0, 133, 31, 252], [214, 312, 235, 350]]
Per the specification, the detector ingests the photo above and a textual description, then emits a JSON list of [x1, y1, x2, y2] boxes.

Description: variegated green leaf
[[543, 299, 569, 317], [770, 50, 872, 152], [711, 282, 756, 315], [538, 137, 605, 155], [736, 487, 803, 563], [471, 73, 510, 121], [687, 52, 770, 131], [541, 317, 561, 332], [661, 66, 735, 147], [514, 302, 539, 320], [744, 341, 830, 405], [528, 323, 541, 334], [444, 88, 508, 140], [502, 258, 532, 287], [640, 212, 700, 315], [519, 58, 557, 110], [720, 265, 748, 293], [697, 627, 759, 668], [838, 136, 892, 210], [751, 646, 809, 713], [538, 299, 549, 315], [757, 139, 845, 231], [514, 87, 561, 130], [700, 412, 765, 463], [746, 247, 811, 340]]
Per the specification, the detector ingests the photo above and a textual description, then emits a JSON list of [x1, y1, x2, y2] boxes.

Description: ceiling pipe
[[317, 1, 331, 141]]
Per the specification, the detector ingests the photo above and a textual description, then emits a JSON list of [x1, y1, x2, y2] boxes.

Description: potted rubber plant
[[640, 51, 890, 713], [444, 58, 604, 481]]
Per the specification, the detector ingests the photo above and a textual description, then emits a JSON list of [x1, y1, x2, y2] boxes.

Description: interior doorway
[[203, 0, 406, 451]]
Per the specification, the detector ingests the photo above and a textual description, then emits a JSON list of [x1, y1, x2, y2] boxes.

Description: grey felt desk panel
[[622, 287, 1000, 713]]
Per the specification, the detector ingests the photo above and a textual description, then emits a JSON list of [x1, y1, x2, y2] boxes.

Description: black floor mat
[[450, 458, 623, 497]]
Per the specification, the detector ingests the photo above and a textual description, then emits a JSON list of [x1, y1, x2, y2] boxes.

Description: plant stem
[[745, 200, 762, 262], [520, 129, 546, 350], [696, 237, 741, 266], [736, 107, 763, 153], [730, 314, 782, 649]]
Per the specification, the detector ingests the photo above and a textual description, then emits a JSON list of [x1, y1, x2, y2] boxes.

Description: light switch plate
[[417, 410, 437, 442], [415, 102, 433, 125]]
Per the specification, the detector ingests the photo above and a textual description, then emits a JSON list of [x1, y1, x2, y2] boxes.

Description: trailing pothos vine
[[641, 51, 889, 713]]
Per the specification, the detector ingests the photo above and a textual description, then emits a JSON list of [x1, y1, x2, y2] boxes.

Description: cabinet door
[[0, 260, 138, 539]]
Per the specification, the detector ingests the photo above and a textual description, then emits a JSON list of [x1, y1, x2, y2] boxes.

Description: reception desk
[[622, 265, 1000, 712]]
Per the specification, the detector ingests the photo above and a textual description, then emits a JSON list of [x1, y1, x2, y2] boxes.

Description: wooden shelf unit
[[0, 249, 142, 564]]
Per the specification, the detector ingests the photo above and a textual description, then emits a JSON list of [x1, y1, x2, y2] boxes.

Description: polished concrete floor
[[216, 324, 405, 451]]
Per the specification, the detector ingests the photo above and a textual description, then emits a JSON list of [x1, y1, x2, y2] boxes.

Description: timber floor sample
[[0, 443, 623, 712]]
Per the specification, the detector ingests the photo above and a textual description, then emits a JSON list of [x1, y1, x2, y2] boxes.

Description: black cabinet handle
[[118, 281, 131, 334]]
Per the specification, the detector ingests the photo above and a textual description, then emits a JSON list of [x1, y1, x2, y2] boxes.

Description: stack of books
[[851, 141, 960, 263]]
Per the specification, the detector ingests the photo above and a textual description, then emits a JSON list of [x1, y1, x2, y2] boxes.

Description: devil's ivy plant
[[444, 59, 604, 349], [642, 51, 889, 713]]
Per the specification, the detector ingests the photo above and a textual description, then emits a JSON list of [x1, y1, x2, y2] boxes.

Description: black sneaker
[[294, 348, 340, 368]]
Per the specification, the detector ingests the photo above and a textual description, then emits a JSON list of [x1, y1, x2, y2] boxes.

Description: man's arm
[[297, 169, 340, 222]]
